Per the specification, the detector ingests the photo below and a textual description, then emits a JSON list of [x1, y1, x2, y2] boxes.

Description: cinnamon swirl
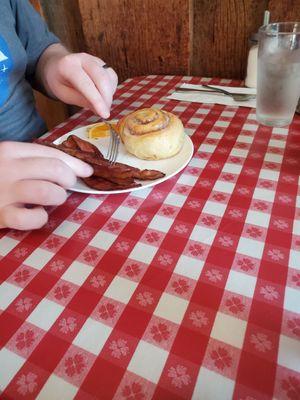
[[117, 108, 184, 160]]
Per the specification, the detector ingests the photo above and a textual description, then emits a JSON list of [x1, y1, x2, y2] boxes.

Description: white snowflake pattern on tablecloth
[[109, 339, 129, 359], [82, 248, 101, 263], [205, 269, 223, 283], [267, 248, 285, 262], [246, 226, 263, 239], [222, 173, 235, 182], [77, 229, 92, 240], [201, 215, 217, 227], [161, 206, 176, 216], [121, 381, 145, 400], [236, 256, 256, 272], [208, 162, 220, 169], [99, 205, 113, 214], [145, 231, 161, 244], [98, 302, 118, 321], [136, 292, 154, 307], [59, 317, 77, 334], [198, 179, 212, 188], [187, 200, 202, 209], [54, 283, 72, 301], [15, 297, 33, 313], [281, 375, 300, 399], [50, 259, 65, 272], [273, 219, 289, 230], [64, 353, 87, 377], [106, 221, 122, 232], [134, 214, 148, 224], [125, 263, 141, 278], [158, 253, 173, 266], [90, 274, 106, 288], [13, 268, 31, 284], [13, 247, 29, 258], [168, 365, 191, 388], [229, 209, 243, 218], [225, 296, 245, 315], [151, 192, 164, 200], [244, 168, 256, 175], [150, 323, 171, 343], [189, 310, 208, 328], [278, 195, 292, 204], [218, 235, 234, 247], [250, 333, 272, 352], [115, 241, 130, 253], [188, 243, 205, 258], [210, 346, 232, 371], [260, 285, 279, 301], [174, 224, 188, 234], [16, 372, 38, 396], [287, 317, 300, 338]]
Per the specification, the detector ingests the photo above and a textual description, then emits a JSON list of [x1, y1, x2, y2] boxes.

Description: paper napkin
[[167, 83, 257, 108]]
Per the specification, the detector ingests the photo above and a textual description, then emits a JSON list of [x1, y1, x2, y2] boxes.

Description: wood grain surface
[[192, 0, 300, 79], [39, 0, 86, 52], [78, 0, 191, 82]]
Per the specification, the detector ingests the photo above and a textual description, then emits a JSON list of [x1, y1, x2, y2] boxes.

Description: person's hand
[[0, 141, 93, 230], [37, 44, 118, 119]]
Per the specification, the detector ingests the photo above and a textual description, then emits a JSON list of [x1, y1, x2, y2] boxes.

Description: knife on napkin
[[167, 83, 257, 108]]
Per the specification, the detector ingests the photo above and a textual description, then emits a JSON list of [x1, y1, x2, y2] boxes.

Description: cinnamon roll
[[117, 108, 185, 160]]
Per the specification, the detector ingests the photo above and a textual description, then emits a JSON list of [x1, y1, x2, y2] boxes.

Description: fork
[[174, 85, 256, 102], [201, 85, 256, 101], [106, 122, 120, 164]]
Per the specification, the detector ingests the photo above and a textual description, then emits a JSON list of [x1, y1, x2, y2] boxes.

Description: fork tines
[[106, 123, 120, 164]]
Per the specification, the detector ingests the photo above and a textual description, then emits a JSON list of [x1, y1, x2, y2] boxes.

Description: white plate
[[54, 124, 194, 195]]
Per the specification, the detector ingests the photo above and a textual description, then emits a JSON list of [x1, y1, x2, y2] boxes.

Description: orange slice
[[87, 122, 110, 139], [87, 122, 119, 139]]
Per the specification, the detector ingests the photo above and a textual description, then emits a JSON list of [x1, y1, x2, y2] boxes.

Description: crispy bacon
[[39, 136, 165, 191], [61, 135, 78, 150], [68, 135, 104, 158], [133, 169, 165, 180], [82, 177, 141, 191]]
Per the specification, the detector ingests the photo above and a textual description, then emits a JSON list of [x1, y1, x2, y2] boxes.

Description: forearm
[[35, 43, 70, 98]]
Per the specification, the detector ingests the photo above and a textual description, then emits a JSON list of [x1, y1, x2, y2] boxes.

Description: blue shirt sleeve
[[11, 0, 60, 79]]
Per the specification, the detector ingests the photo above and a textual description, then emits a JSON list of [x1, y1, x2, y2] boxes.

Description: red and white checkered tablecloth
[[0, 75, 300, 400]]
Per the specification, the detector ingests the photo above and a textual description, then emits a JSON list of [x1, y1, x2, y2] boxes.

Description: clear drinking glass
[[256, 22, 300, 127]]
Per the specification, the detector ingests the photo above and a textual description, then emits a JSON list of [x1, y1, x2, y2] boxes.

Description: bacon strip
[[68, 135, 104, 158], [39, 136, 165, 191], [82, 177, 141, 191], [61, 135, 78, 150], [133, 169, 165, 180]]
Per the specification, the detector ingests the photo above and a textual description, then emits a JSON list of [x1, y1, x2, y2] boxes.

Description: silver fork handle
[[202, 84, 233, 96], [174, 86, 253, 97]]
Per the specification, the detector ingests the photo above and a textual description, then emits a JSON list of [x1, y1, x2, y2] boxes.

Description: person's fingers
[[50, 84, 93, 110], [12, 180, 67, 206], [0, 205, 48, 230], [50, 85, 101, 116], [0, 141, 93, 177], [82, 59, 114, 110], [107, 67, 118, 92], [11, 157, 77, 188], [60, 61, 110, 118], [96, 59, 118, 98]]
